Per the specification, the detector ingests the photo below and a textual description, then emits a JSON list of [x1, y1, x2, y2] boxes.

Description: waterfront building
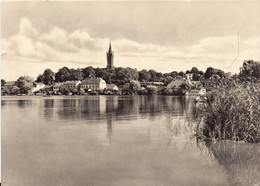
[[31, 82, 45, 93], [4, 81, 16, 90], [186, 73, 193, 83], [167, 78, 186, 89], [201, 79, 216, 91], [186, 88, 206, 96], [62, 81, 81, 89], [53, 83, 64, 94], [80, 78, 106, 91]]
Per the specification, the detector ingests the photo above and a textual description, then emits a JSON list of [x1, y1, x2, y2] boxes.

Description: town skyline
[[2, 1, 260, 81]]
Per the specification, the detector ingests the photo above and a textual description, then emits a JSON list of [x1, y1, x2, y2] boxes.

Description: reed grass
[[196, 79, 260, 143]]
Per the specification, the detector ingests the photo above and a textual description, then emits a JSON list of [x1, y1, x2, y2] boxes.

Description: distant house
[[106, 84, 119, 91], [80, 78, 106, 91], [201, 79, 216, 91], [190, 81, 203, 88], [53, 83, 64, 94], [4, 81, 16, 90], [167, 78, 186, 89], [186, 88, 206, 96], [62, 81, 81, 90], [186, 73, 193, 83], [31, 82, 45, 93]]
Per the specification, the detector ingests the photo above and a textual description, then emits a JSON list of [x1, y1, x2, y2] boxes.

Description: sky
[[1, 1, 260, 81]]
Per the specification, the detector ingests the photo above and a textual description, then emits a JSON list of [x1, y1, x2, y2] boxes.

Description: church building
[[106, 41, 114, 70]]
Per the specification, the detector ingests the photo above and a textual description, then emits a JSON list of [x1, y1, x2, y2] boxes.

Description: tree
[[129, 80, 141, 94], [43, 69, 55, 84], [205, 67, 225, 79], [191, 67, 199, 74], [36, 69, 55, 85], [83, 67, 96, 78], [146, 85, 157, 95], [159, 87, 173, 95], [170, 71, 178, 78], [70, 68, 84, 81], [55, 67, 71, 82], [138, 69, 151, 82], [1, 79, 6, 86], [190, 67, 200, 81], [11, 86, 20, 95], [205, 67, 214, 79], [178, 71, 185, 77], [3, 85, 19, 95], [16, 76, 34, 94], [148, 70, 162, 81], [239, 60, 260, 80], [36, 74, 44, 83], [114, 67, 138, 85], [162, 75, 173, 85]]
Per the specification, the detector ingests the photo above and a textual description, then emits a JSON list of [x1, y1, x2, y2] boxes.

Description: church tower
[[106, 40, 114, 70]]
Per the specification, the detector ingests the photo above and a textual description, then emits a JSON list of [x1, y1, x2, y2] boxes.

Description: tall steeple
[[108, 40, 112, 53], [106, 40, 114, 70]]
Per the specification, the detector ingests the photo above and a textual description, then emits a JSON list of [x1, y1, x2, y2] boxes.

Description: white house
[[80, 78, 106, 91], [31, 82, 45, 93], [62, 81, 81, 90]]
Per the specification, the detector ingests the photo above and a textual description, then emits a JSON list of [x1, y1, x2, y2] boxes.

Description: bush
[[196, 79, 260, 143], [146, 85, 157, 95]]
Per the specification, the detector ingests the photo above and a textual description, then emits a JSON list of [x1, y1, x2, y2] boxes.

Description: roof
[[63, 81, 80, 85], [167, 79, 185, 88], [5, 81, 16, 86], [53, 83, 64, 87], [81, 78, 104, 84], [33, 82, 45, 86]]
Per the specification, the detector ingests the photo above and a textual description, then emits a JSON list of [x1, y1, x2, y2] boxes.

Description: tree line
[[34, 66, 227, 86], [1, 60, 260, 95]]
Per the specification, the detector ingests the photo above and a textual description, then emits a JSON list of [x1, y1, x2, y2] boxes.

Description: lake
[[2, 96, 260, 186]]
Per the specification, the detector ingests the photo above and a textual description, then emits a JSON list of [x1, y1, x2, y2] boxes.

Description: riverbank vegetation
[[196, 60, 260, 143]]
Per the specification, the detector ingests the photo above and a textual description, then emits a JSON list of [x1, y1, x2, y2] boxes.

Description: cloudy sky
[[1, 1, 260, 81]]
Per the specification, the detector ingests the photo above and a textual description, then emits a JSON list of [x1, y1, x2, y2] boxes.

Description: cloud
[[9, 35, 36, 57], [2, 17, 260, 80], [19, 17, 38, 38]]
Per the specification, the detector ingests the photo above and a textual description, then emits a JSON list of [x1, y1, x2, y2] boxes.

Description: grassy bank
[[196, 79, 260, 143]]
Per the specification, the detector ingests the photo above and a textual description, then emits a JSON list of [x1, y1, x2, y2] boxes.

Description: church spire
[[107, 40, 114, 70], [108, 39, 112, 53]]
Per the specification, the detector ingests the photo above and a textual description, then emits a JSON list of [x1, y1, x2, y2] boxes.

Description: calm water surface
[[2, 96, 260, 186]]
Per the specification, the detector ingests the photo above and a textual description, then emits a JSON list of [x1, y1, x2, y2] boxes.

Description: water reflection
[[165, 114, 196, 152], [107, 115, 113, 144], [205, 141, 260, 186], [54, 96, 195, 123], [1, 100, 6, 107], [17, 100, 32, 108], [44, 99, 54, 108], [43, 99, 54, 118]]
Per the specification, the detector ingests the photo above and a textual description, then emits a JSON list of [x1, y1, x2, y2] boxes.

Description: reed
[[196, 79, 260, 143]]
